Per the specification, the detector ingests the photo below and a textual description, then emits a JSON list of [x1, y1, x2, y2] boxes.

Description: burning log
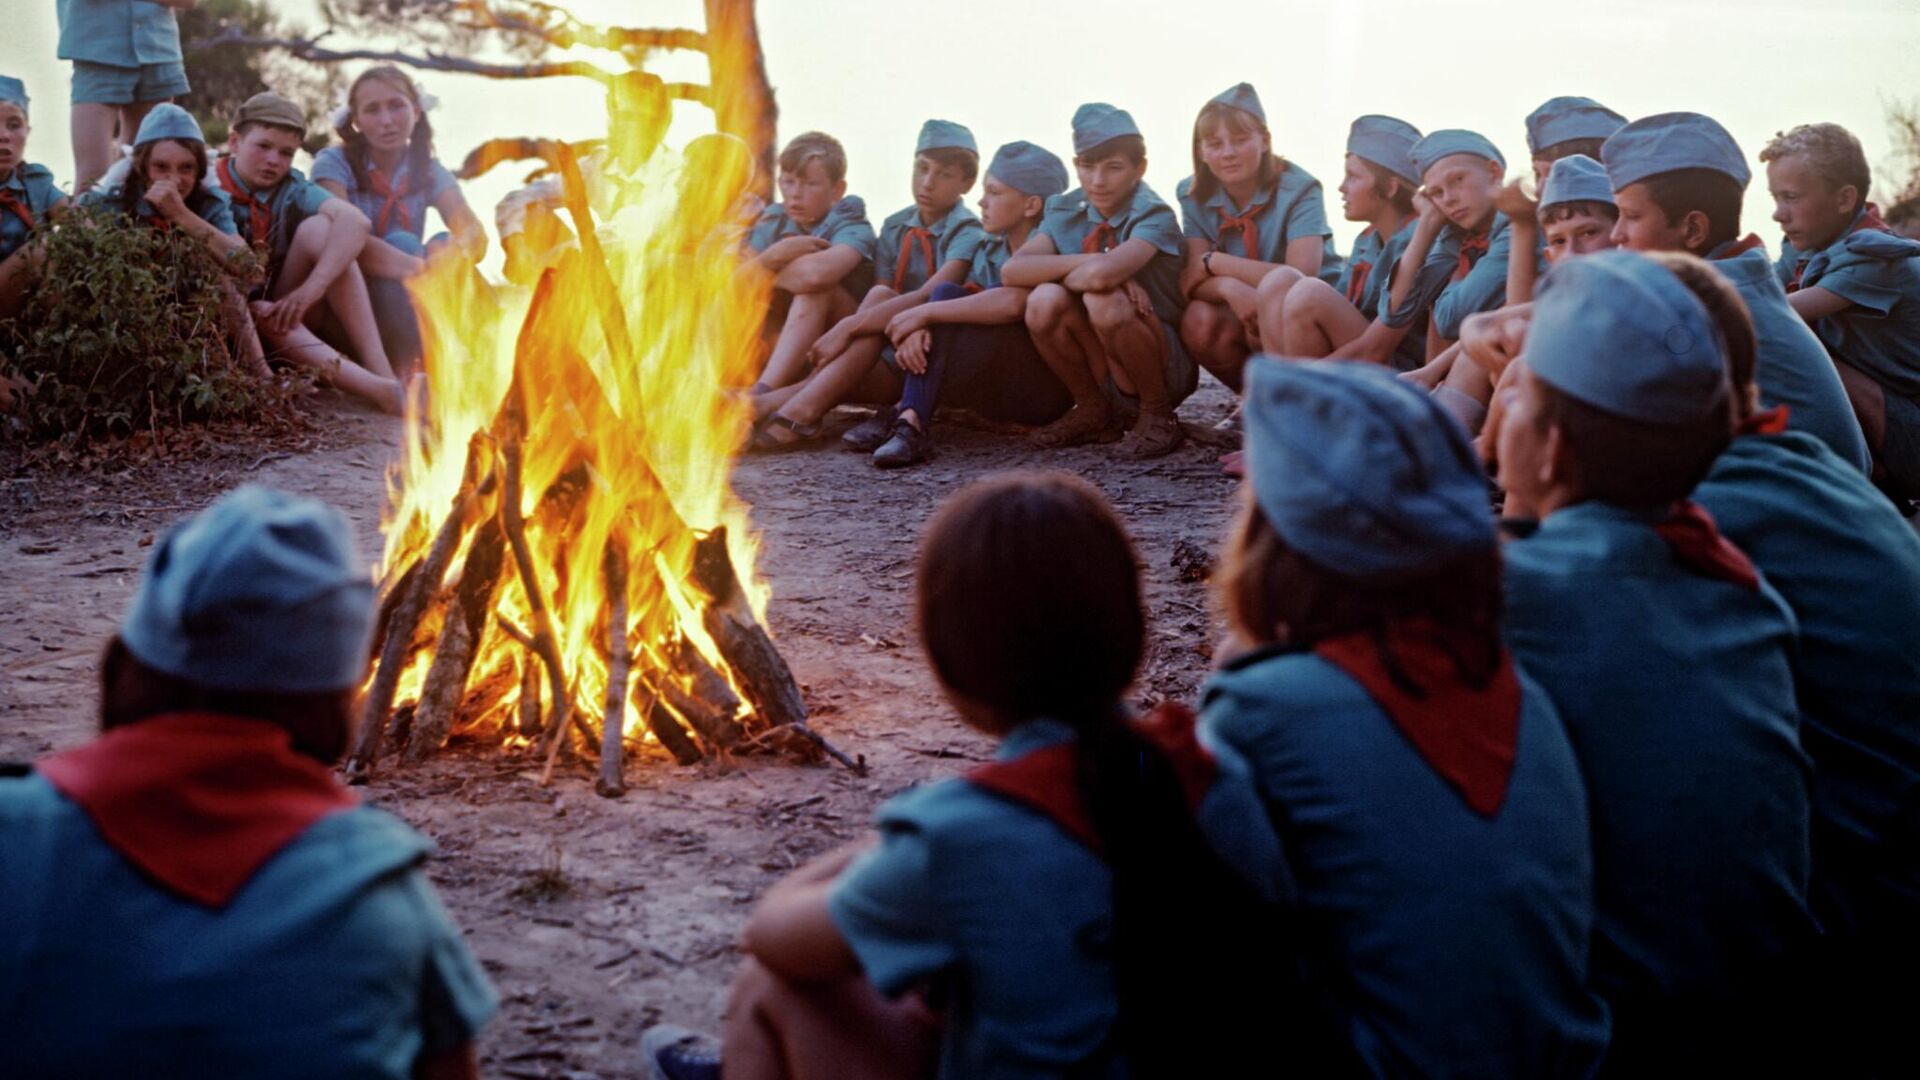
[[516, 656, 544, 736], [657, 670, 744, 751], [597, 543, 632, 797], [641, 683, 705, 767], [407, 517, 507, 761]]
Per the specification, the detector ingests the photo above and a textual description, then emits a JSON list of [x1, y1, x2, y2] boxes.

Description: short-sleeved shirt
[[874, 201, 984, 294], [829, 718, 1285, 1079], [56, 0, 182, 67], [1707, 240, 1871, 473], [1694, 430, 1920, 932], [1200, 645, 1609, 1077], [1502, 500, 1814, 1033], [0, 163, 65, 262], [1038, 182, 1186, 323], [213, 157, 333, 276], [79, 181, 239, 236], [310, 147, 459, 243], [747, 194, 878, 298], [1336, 218, 1425, 370], [1176, 164, 1342, 284], [0, 773, 497, 1076], [965, 231, 1016, 290], [1384, 212, 1528, 341], [1776, 216, 1920, 402]]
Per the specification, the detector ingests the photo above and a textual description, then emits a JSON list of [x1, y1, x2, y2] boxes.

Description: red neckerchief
[[367, 162, 414, 235], [37, 712, 357, 908], [1652, 501, 1759, 591], [0, 186, 35, 232], [1453, 229, 1491, 281], [1708, 234, 1765, 261], [1737, 405, 1790, 436], [1788, 204, 1891, 292], [215, 157, 272, 251], [1082, 220, 1117, 254], [144, 213, 174, 232], [966, 704, 1218, 856], [892, 225, 937, 291], [1344, 226, 1377, 304], [1314, 617, 1520, 817], [1215, 199, 1271, 259]]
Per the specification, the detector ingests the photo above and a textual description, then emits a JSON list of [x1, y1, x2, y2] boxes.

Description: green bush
[[3, 207, 303, 447]]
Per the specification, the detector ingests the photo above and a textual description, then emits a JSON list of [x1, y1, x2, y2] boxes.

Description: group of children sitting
[[736, 88, 1920, 503], [0, 66, 483, 416]]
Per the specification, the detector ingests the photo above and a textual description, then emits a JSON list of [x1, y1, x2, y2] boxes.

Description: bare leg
[[1280, 277, 1373, 358], [0, 241, 44, 320], [220, 282, 271, 377], [69, 103, 121, 194], [779, 337, 892, 427], [761, 287, 856, 390], [251, 300, 403, 414], [1834, 359, 1889, 457], [1179, 298, 1249, 392], [1024, 283, 1114, 446], [276, 215, 394, 378], [721, 958, 938, 1080], [1254, 265, 1307, 354], [1086, 289, 1169, 412]]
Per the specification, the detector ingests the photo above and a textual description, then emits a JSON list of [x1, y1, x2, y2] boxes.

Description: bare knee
[[1180, 298, 1229, 341], [859, 284, 898, 309], [1257, 265, 1306, 307], [1283, 277, 1340, 322], [1025, 282, 1073, 331], [1082, 289, 1135, 334], [291, 214, 331, 255]]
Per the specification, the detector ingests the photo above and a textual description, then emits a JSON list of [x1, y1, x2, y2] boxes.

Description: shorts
[[1878, 388, 1920, 499], [70, 60, 189, 106]]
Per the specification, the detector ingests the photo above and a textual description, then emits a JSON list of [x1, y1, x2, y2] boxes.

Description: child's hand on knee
[[1123, 280, 1156, 322], [897, 329, 931, 375]]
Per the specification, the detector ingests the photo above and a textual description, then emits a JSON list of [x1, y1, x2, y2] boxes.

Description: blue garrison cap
[[1244, 358, 1495, 584], [1072, 102, 1141, 157], [1525, 250, 1728, 425], [1209, 82, 1265, 125], [1347, 114, 1423, 186], [916, 119, 977, 157], [120, 486, 376, 693], [1538, 154, 1614, 212], [1411, 129, 1505, 180], [1525, 96, 1626, 154], [987, 140, 1069, 198], [133, 103, 206, 148], [0, 76, 27, 117], [1600, 111, 1750, 191]]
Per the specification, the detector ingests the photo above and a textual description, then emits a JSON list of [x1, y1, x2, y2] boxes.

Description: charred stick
[[658, 675, 744, 750], [516, 655, 544, 737], [671, 635, 743, 719], [597, 544, 632, 798], [408, 517, 507, 761], [639, 681, 704, 766]]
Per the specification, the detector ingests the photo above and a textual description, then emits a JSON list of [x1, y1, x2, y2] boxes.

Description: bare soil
[[0, 383, 1242, 1079]]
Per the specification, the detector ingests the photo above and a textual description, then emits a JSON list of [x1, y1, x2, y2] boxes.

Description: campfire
[[343, 38, 853, 796]]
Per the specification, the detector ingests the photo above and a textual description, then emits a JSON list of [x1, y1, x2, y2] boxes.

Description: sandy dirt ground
[[1, 383, 1242, 1078]]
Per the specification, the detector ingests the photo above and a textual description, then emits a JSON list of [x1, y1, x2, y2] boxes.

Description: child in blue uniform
[[1175, 83, 1338, 391], [56, 0, 193, 193], [861, 141, 1075, 469], [1762, 121, 1920, 499], [77, 104, 245, 258], [1651, 251, 1920, 1074], [0, 77, 69, 324], [1381, 129, 1529, 360], [744, 131, 878, 399], [1005, 104, 1193, 458], [645, 473, 1326, 1079], [749, 120, 984, 451], [1260, 114, 1425, 370], [0, 486, 495, 1077], [1602, 112, 1871, 472], [1203, 358, 1608, 1077], [1524, 96, 1627, 187], [1494, 251, 1816, 1073]]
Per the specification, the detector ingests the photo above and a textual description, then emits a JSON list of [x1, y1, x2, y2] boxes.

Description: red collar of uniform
[[1737, 405, 1790, 436], [1314, 617, 1520, 817], [965, 704, 1218, 856], [37, 712, 356, 908], [1708, 234, 1765, 261]]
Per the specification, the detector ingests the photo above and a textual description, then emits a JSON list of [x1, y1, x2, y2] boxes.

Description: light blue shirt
[[1335, 218, 1424, 370], [309, 148, 458, 243], [1201, 645, 1609, 1078], [56, 0, 183, 67], [1037, 182, 1186, 323], [874, 201, 984, 293], [79, 180, 240, 236], [0, 163, 64, 261], [0, 774, 497, 1077], [1776, 216, 1920, 402], [747, 194, 877, 297], [214, 158, 334, 273], [965, 231, 1016, 290], [1383, 213, 1532, 341], [1176, 163, 1341, 284]]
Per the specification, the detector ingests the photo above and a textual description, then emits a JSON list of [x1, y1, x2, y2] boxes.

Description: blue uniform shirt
[[1709, 241, 1871, 472], [1038, 182, 1186, 323], [1694, 430, 1920, 929], [829, 718, 1285, 1079], [966, 231, 1017, 290], [747, 194, 878, 297], [1336, 219, 1424, 370], [1384, 213, 1530, 341], [1503, 501, 1815, 1024], [79, 181, 240, 236], [1200, 646, 1609, 1077], [874, 200, 984, 293], [0, 774, 497, 1077], [56, 0, 183, 67], [1175, 164, 1342, 284], [214, 158, 333, 275], [1775, 215, 1920, 402], [310, 148, 458, 243], [0, 163, 64, 261]]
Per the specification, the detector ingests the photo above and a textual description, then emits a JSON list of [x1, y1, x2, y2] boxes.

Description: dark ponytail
[[339, 66, 437, 195]]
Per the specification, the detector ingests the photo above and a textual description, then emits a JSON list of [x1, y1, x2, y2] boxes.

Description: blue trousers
[[897, 283, 1070, 426]]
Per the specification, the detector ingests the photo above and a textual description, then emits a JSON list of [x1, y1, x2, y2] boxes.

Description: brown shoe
[[1114, 410, 1185, 459], [1030, 401, 1116, 448]]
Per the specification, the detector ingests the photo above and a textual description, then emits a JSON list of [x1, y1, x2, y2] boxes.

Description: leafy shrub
[[2, 207, 305, 447]]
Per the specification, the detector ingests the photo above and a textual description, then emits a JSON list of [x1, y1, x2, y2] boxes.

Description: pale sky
[[8, 0, 1920, 276]]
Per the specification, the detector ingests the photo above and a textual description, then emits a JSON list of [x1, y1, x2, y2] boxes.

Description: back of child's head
[[777, 131, 847, 183], [916, 472, 1141, 728], [1076, 134, 1146, 169], [1641, 250, 1760, 421], [1760, 122, 1871, 208], [1639, 167, 1745, 252], [1188, 97, 1281, 202]]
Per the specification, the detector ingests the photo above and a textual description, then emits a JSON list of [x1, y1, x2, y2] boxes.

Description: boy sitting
[[1602, 112, 1870, 472], [744, 132, 876, 397], [750, 120, 984, 450], [1762, 121, 1920, 500], [1524, 96, 1626, 187], [1003, 103, 1192, 458], [0, 76, 68, 325]]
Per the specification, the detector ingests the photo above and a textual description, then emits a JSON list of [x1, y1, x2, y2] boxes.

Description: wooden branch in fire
[[596, 543, 632, 797]]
